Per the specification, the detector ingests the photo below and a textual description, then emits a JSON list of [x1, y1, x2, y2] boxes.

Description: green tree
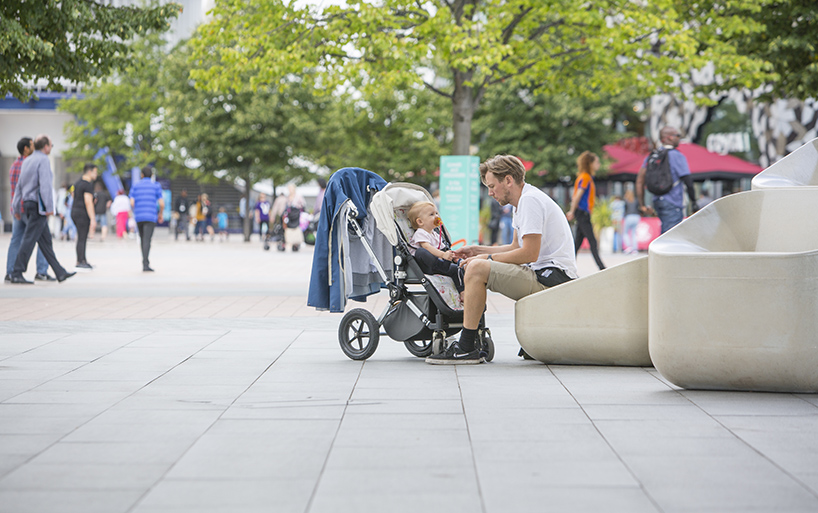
[[474, 88, 640, 184], [317, 83, 451, 184], [1, 0, 180, 100], [189, 0, 770, 156], [690, 0, 818, 100], [162, 44, 325, 240], [59, 33, 175, 175]]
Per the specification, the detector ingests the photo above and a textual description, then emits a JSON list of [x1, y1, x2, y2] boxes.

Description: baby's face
[[416, 205, 440, 231]]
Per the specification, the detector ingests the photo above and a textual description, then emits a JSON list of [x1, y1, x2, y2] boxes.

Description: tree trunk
[[452, 71, 475, 156]]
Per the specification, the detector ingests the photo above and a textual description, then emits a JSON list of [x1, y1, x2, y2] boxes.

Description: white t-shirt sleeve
[[514, 195, 545, 241]]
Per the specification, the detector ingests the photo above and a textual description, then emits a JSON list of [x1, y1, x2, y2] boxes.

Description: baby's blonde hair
[[408, 201, 436, 230]]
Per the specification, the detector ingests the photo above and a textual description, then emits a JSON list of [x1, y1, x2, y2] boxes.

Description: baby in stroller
[[407, 201, 464, 296]]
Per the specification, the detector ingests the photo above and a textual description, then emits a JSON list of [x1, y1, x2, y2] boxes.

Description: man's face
[[663, 130, 681, 148], [485, 172, 511, 206], [90, 167, 98, 180], [43, 139, 53, 155], [24, 141, 34, 157]]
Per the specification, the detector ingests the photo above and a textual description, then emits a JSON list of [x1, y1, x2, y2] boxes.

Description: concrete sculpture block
[[516, 256, 650, 366], [752, 137, 818, 189], [649, 189, 818, 393]]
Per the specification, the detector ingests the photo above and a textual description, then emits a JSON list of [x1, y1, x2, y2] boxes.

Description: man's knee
[[464, 259, 491, 285]]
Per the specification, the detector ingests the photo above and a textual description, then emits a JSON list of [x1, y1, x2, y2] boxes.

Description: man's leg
[[577, 210, 605, 270], [138, 221, 155, 270], [75, 217, 89, 264], [12, 203, 46, 277], [426, 259, 490, 365], [655, 200, 684, 234], [6, 217, 25, 277], [35, 248, 49, 275], [34, 220, 69, 279]]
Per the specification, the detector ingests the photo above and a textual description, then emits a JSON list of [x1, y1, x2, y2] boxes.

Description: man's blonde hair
[[479, 155, 525, 185], [408, 201, 435, 230]]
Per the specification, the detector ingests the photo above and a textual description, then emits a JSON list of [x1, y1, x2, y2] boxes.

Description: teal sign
[[439, 155, 480, 246]]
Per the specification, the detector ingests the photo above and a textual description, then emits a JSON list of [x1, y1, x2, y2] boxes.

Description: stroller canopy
[[371, 182, 438, 246]]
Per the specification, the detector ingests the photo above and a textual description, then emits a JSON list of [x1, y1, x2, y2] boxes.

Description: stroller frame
[[337, 194, 494, 361]]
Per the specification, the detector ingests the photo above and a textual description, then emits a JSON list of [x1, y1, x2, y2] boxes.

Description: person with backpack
[[636, 126, 698, 234]]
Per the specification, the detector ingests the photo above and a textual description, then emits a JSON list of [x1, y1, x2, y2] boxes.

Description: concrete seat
[[515, 256, 650, 366], [752, 137, 818, 189], [649, 189, 818, 393]]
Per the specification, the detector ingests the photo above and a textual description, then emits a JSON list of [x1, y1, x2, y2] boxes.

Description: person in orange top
[[566, 151, 605, 270]]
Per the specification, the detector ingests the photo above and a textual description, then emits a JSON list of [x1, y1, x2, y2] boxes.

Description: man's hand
[[88, 219, 97, 239], [639, 205, 654, 216], [566, 211, 575, 222], [158, 213, 164, 224], [454, 245, 477, 259]]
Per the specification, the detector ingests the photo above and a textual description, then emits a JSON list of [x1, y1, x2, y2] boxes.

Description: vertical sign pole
[[439, 155, 480, 246]]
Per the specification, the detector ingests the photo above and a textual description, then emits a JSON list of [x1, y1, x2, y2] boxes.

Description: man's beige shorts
[[485, 261, 547, 301]]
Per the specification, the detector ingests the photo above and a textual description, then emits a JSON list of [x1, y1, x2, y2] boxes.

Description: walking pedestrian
[[173, 189, 191, 241], [110, 189, 131, 239], [622, 188, 641, 254], [93, 182, 111, 241], [566, 151, 605, 270], [9, 134, 76, 284], [129, 166, 164, 272], [5, 137, 53, 282], [636, 126, 698, 233]]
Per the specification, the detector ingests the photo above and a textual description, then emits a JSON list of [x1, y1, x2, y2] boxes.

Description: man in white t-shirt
[[426, 155, 577, 365]]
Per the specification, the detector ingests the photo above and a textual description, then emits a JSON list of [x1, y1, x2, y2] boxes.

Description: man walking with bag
[[9, 134, 75, 284]]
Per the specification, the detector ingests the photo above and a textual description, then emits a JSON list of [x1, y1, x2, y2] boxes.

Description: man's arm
[[157, 197, 165, 223], [482, 233, 540, 265], [85, 191, 96, 238], [681, 175, 698, 212], [635, 166, 654, 215], [566, 186, 585, 222]]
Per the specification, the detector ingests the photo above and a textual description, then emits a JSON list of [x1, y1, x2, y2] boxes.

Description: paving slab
[[1, 232, 817, 512]]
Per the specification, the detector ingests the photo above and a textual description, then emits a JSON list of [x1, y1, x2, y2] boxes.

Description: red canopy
[[604, 143, 763, 181]]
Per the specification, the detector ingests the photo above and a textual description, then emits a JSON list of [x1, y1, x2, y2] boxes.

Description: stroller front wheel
[[404, 339, 433, 358], [338, 309, 380, 360], [479, 328, 495, 362]]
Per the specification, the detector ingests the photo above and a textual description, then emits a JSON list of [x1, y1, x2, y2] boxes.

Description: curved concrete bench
[[515, 256, 650, 366], [752, 137, 818, 189], [649, 189, 818, 393]]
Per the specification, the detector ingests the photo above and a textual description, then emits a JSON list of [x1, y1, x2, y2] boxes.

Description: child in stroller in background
[[407, 201, 464, 298]]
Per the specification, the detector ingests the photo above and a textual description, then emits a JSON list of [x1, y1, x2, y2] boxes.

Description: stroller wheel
[[479, 328, 495, 362], [338, 308, 380, 360], [431, 331, 446, 356], [404, 340, 433, 358]]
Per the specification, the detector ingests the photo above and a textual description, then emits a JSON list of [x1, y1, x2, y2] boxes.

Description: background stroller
[[308, 169, 494, 361]]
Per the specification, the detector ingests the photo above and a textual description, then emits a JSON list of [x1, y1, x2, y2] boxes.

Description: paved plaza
[[1, 230, 817, 513]]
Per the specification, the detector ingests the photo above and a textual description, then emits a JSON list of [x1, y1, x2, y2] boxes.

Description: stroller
[[330, 180, 495, 361]]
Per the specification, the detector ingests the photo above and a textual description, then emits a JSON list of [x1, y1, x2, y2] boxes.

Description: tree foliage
[[190, 0, 771, 156], [714, 0, 818, 99], [1, 0, 180, 100], [474, 88, 640, 184], [59, 33, 175, 175], [317, 84, 451, 184], [162, 43, 328, 238]]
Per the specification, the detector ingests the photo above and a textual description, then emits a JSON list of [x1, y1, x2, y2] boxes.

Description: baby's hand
[[443, 250, 455, 261]]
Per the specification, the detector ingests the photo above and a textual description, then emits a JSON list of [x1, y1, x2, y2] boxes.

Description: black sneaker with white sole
[[425, 343, 486, 365]]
